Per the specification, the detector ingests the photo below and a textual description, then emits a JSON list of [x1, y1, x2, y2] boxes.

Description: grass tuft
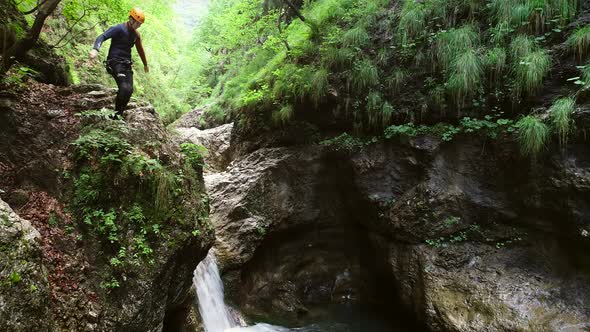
[[567, 25, 590, 62], [514, 49, 551, 97], [484, 47, 507, 82], [446, 48, 483, 106], [516, 115, 549, 157], [435, 25, 480, 70], [273, 104, 294, 125], [323, 47, 355, 69], [310, 69, 329, 105], [549, 96, 575, 147], [386, 68, 408, 94], [510, 35, 536, 60], [343, 25, 371, 48], [349, 59, 379, 91], [397, 0, 426, 44]]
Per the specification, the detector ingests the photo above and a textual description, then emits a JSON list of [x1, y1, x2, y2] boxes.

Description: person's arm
[[90, 25, 118, 59], [135, 31, 149, 73]]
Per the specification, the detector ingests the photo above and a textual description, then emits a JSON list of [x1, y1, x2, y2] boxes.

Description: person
[[89, 8, 149, 117]]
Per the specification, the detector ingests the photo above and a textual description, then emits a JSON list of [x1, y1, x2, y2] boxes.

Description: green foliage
[[320, 133, 375, 153], [349, 59, 379, 91], [386, 69, 408, 94], [483, 47, 507, 81], [272, 104, 294, 125], [322, 47, 355, 69], [516, 115, 549, 157], [435, 25, 480, 71], [447, 49, 483, 106], [180, 142, 208, 168], [397, 0, 426, 44], [343, 25, 370, 47], [69, 117, 208, 286], [311, 68, 329, 105], [509, 35, 537, 60], [567, 25, 590, 61], [514, 50, 551, 97], [384, 123, 426, 139], [549, 97, 575, 147], [1, 66, 39, 88]]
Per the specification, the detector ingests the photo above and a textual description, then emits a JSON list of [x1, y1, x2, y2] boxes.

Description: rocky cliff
[[0, 83, 213, 331], [178, 113, 590, 330]]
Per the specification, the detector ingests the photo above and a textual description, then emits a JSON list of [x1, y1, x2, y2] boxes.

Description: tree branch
[[277, 10, 290, 52], [1, 0, 62, 75], [21, 0, 50, 15], [50, 6, 98, 48], [282, 0, 305, 22]]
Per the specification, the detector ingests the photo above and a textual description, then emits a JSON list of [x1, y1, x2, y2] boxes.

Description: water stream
[[193, 250, 401, 332], [193, 250, 238, 332]]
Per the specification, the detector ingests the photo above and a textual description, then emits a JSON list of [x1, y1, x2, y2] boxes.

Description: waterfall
[[193, 250, 238, 332]]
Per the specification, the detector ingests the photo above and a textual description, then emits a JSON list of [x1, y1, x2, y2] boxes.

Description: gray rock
[[175, 123, 234, 172], [0, 199, 51, 331]]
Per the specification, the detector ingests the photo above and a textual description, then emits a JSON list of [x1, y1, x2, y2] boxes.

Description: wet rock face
[[355, 137, 590, 331], [0, 198, 50, 331], [204, 146, 401, 325], [202, 123, 590, 331]]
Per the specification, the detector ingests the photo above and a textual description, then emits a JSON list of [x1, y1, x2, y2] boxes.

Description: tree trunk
[[1, 0, 62, 75]]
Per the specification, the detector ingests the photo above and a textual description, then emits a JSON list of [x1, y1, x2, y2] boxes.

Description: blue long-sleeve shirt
[[93, 23, 138, 61]]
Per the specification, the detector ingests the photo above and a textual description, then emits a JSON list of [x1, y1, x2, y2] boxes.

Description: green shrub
[[516, 115, 549, 157], [319, 133, 369, 153], [549, 97, 575, 147], [567, 25, 590, 61]]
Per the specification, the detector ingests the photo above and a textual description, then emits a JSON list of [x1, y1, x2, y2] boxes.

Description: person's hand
[[144, 65, 149, 73], [89, 49, 98, 61]]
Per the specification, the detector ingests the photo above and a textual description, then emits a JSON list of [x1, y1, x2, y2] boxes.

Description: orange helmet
[[129, 8, 145, 24]]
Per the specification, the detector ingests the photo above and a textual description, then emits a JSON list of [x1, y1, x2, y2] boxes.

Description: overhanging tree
[[1, 0, 62, 75]]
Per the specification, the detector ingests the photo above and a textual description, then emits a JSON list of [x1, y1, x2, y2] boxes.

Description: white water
[[193, 250, 238, 332], [194, 250, 318, 332]]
